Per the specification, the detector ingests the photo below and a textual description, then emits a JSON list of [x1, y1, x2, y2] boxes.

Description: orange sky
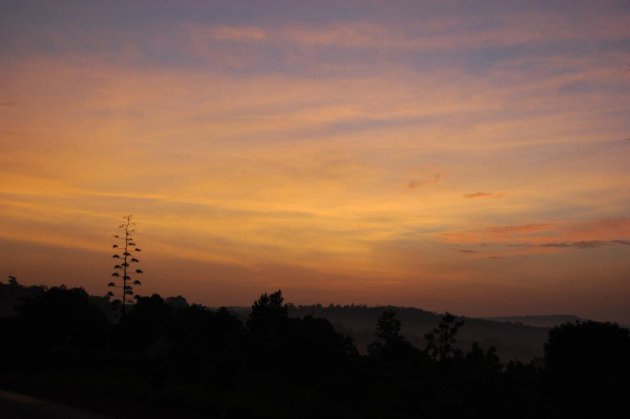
[[1, 0, 629, 322]]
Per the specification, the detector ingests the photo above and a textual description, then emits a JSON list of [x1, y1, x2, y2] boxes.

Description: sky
[[1, 0, 629, 322]]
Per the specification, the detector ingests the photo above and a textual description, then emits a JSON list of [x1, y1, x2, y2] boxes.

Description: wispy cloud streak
[[1, 0, 629, 321]]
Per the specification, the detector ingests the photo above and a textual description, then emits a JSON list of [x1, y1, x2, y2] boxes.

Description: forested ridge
[[1, 279, 628, 418]]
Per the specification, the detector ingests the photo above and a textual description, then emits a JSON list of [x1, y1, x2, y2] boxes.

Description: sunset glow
[[1, 1, 629, 322]]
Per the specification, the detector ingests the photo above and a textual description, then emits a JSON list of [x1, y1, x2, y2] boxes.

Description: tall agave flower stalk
[[106, 215, 143, 315]]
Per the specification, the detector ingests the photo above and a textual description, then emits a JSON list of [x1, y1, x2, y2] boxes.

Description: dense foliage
[[1, 279, 628, 418]]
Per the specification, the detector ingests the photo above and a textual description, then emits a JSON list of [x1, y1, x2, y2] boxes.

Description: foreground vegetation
[[1, 279, 628, 418]]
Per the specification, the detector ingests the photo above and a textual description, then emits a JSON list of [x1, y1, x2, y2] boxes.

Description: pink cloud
[[407, 173, 444, 190]]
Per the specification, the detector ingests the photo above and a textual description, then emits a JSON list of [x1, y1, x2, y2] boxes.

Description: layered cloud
[[1, 0, 629, 321], [187, 8, 630, 51]]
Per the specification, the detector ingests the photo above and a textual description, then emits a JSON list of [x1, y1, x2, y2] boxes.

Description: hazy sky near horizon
[[1, 0, 629, 322]]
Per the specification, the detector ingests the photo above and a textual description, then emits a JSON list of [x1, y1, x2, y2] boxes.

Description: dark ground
[[0, 390, 113, 419]]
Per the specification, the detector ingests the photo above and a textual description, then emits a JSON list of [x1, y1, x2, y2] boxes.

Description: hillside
[[2, 282, 629, 418], [230, 305, 550, 361], [2, 280, 552, 361], [486, 315, 586, 328], [1, 280, 552, 362]]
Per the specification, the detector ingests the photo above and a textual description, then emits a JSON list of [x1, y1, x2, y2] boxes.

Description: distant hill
[[486, 315, 587, 328], [2, 280, 560, 362], [229, 305, 551, 362]]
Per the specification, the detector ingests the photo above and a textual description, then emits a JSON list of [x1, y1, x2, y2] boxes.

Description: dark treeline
[[1, 279, 629, 418], [268, 304, 549, 361]]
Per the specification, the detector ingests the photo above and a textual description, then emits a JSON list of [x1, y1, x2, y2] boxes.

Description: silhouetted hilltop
[[486, 315, 587, 328], [229, 305, 549, 361]]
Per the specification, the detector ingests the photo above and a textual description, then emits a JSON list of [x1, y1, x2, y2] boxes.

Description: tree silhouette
[[107, 215, 143, 315], [425, 312, 464, 362], [7, 275, 18, 286], [367, 309, 406, 356], [247, 290, 289, 339], [375, 309, 404, 344], [367, 309, 421, 371]]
